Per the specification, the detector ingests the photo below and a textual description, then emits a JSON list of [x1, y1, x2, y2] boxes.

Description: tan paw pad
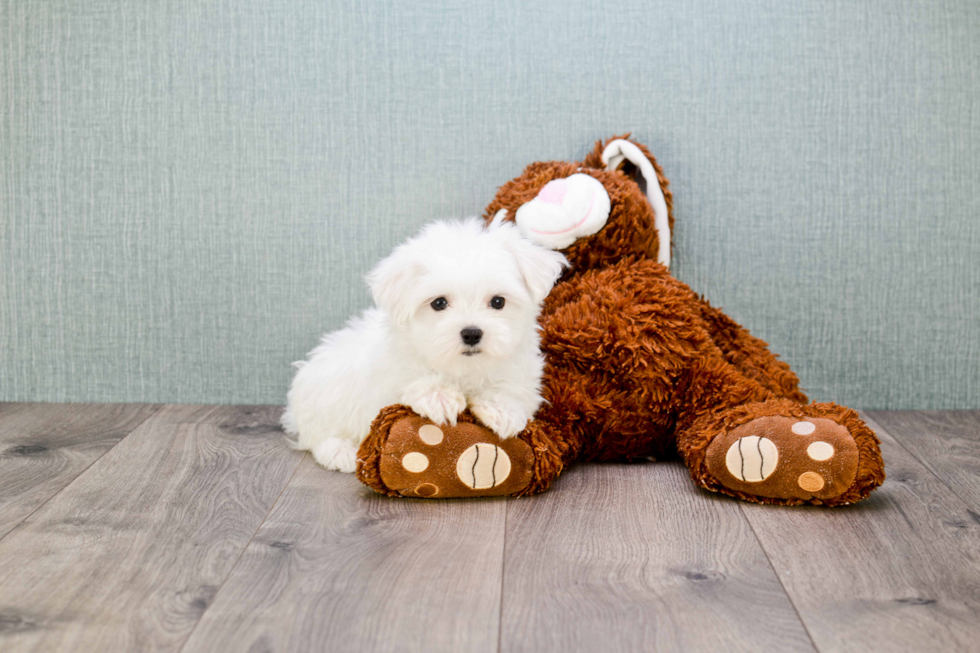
[[418, 424, 444, 445], [725, 436, 778, 482], [456, 443, 511, 490], [791, 421, 816, 435], [401, 452, 429, 472], [806, 441, 834, 461], [414, 483, 439, 497], [798, 471, 825, 492]]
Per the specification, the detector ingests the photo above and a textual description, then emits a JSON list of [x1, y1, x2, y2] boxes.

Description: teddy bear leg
[[676, 397, 885, 506], [356, 404, 569, 498], [696, 297, 808, 403]]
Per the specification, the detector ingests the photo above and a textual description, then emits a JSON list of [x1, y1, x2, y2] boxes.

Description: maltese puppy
[[281, 218, 567, 473]]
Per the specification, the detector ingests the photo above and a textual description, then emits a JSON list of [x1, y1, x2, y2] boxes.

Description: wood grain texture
[[3, 405, 979, 652], [499, 462, 814, 653], [868, 411, 980, 510], [181, 456, 507, 653], [0, 404, 304, 652], [0, 402, 161, 539], [739, 412, 980, 652]]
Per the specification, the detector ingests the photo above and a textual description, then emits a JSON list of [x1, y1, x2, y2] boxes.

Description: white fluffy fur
[[282, 218, 567, 473]]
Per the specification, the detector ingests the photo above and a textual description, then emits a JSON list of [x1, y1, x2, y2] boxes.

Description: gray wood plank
[[500, 462, 815, 653], [0, 402, 161, 539], [868, 410, 980, 510], [739, 412, 980, 652], [0, 404, 304, 652], [182, 456, 507, 653]]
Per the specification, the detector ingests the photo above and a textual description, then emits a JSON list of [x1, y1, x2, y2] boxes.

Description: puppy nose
[[460, 327, 483, 346]]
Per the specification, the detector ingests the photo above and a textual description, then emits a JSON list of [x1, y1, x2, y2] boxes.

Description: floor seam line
[[864, 410, 980, 578], [0, 403, 165, 546], [497, 497, 508, 653], [738, 504, 821, 653], [177, 450, 308, 653]]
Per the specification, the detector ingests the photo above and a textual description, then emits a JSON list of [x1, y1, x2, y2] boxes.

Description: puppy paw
[[470, 399, 529, 439], [402, 382, 467, 427], [312, 437, 359, 473]]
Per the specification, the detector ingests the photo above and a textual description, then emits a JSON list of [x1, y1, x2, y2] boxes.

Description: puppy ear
[[366, 245, 423, 327], [501, 225, 569, 305]]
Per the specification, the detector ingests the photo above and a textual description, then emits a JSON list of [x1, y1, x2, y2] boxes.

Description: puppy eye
[[430, 297, 448, 311], [490, 296, 505, 310]]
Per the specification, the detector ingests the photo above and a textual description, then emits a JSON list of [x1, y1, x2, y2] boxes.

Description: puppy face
[[367, 218, 567, 372]]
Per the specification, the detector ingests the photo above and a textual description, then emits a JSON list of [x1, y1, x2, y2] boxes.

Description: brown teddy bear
[[356, 135, 885, 506]]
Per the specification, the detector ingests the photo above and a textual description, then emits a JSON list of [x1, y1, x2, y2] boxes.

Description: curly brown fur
[[357, 404, 418, 497], [695, 297, 809, 403]]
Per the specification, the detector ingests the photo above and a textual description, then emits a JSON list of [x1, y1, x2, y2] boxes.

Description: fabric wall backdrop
[[2, 0, 978, 409]]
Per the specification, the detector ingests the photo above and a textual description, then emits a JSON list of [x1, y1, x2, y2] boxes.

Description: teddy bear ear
[[600, 139, 672, 269]]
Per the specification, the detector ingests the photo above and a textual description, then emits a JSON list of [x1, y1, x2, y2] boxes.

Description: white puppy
[[282, 218, 567, 473]]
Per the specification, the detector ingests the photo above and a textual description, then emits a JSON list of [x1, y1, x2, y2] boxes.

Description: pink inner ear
[[537, 178, 568, 205]]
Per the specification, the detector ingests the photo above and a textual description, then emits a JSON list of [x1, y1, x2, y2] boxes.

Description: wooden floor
[[0, 405, 978, 652]]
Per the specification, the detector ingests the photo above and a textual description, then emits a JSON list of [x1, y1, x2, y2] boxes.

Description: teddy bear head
[[483, 135, 674, 275]]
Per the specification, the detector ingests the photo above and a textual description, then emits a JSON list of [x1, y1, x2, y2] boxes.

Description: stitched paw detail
[[706, 416, 860, 501], [456, 443, 512, 490], [724, 436, 779, 482]]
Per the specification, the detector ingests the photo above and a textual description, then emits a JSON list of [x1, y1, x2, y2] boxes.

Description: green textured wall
[[2, 0, 978, 408]]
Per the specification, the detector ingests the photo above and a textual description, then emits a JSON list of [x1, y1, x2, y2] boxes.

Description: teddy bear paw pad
[[705, 416, 859, 501], [456, 443, 512, 490], [378, 416, 533, 498]]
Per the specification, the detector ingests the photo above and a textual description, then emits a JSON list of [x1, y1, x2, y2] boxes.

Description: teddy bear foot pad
[[705, 416, 859, 501], [378, 416, 533, 498]]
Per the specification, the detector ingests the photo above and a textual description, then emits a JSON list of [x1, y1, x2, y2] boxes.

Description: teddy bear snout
[[514, 173, 611, 250]]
